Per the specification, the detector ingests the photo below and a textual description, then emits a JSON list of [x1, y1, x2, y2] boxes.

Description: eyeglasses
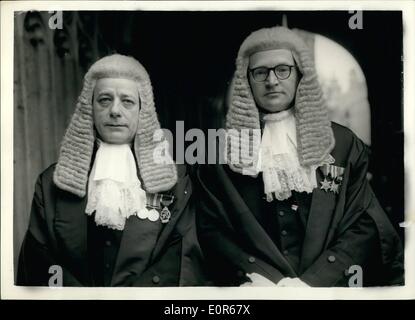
[[249, 65, 295, 82]]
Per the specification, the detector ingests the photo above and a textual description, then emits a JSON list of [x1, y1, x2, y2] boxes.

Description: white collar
[[85, 141, 156, 230], [91, 141, 136, 184], [258, 108, 318, 201]]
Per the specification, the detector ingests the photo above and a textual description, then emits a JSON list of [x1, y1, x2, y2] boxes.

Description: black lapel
[[299, 167, 337, 272], [110, 174, 191, 286], [110, 211, 162, 286], [150, 175, 191, 263], [224, 167, 297, 276], [234, 172, 266, 224], [54, 190, 90, 284]]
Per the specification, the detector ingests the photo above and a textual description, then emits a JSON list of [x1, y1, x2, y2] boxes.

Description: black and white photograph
[[1, 0, 415, 302]]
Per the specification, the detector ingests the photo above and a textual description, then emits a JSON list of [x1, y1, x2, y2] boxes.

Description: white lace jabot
[[85, 141, 151, 230], [258, 108, 333, 201]]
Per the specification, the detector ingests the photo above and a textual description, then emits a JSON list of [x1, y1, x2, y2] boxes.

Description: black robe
[[196, 122, 404, 287], [17, 164, 206, 287]]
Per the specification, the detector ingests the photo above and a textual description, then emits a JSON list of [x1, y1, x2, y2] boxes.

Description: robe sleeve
[[300, 135, 404, 287], [17, 174, 82, 286], [196, 165, 284, 286], [300, 213, 380, 286]]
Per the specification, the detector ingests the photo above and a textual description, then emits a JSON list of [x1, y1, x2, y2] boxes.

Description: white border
[[2, 0, 415, 300]]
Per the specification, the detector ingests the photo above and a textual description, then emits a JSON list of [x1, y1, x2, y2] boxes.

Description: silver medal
[[160, 206, 171, 224], [147, 209, 160, 222], [137, 209, 149, 220]]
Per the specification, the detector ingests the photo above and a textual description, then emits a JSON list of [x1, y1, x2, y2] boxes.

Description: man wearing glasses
[[196, 26, 404, 287]]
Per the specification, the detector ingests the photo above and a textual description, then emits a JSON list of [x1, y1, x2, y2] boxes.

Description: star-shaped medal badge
[[320, 177, 332, 192], [330, 180, 340, 194]]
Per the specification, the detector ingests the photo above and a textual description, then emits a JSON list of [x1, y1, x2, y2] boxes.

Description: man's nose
[[109, 99, 122, 117], [266, 70, 280, 85]]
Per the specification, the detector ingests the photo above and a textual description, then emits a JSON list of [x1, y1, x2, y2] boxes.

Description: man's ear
[[291, 51, 303, 76]]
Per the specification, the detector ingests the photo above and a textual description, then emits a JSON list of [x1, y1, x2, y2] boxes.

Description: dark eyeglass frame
[[248, 64, 296, 82]]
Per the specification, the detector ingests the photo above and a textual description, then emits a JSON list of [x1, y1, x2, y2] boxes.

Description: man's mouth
[[105, 123, 128, 128], [265, 91, 283, 97]]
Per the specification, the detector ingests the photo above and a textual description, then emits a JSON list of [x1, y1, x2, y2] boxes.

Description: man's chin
[[101, 134, 132, 145], [260, 104, 290, 114]]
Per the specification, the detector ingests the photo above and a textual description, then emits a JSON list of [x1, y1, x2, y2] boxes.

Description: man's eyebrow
[[119, 92, 139, 99], [95, 89, 114, 96], [252, 60, 294, 68], [249, 57, 295, 68]]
